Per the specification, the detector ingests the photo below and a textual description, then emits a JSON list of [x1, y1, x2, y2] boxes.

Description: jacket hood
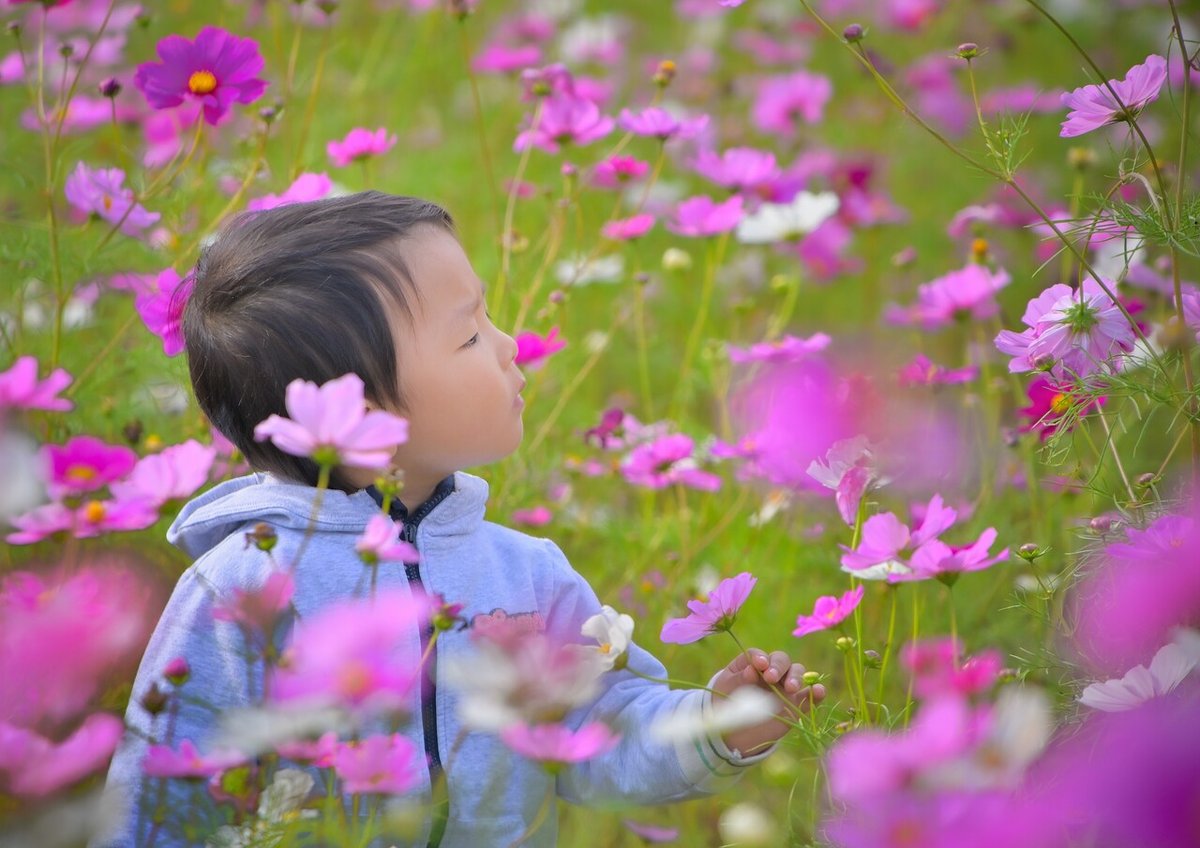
[[167, 471, 489, 559]]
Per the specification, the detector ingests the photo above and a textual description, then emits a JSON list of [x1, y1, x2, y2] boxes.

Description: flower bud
[[842, 23, 865, 43], [862, 650, 881, 669], [891, 246, 917, 268], [432, 597, 465, 632], [163, 657, 190, 686], [7, 22, 21, 37], [315, 0, 339, 13], [956, 42, 980, 59], [140, 682, 169, 716], [653, 59, 677, 88], [548, 289, 565, 304], [1135, 471, 1158, 487], [243, 522, 278, 552], [1017, 542, 1043, 561], [662, 247, 693, 271], [1067, 146, 1096, 171], [99, 77, 122, 98], [58, 42, 75, 59], [971, 237, 989, 262], [835, 636, 855, 652], [801, 670, 822, 685]]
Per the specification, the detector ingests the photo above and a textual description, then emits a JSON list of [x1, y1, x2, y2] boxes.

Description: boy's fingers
[[726, 648, 765, 675], [762, 651, 792, 683]]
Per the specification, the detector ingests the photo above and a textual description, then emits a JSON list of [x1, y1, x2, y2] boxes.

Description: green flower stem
[[505, 781, 555, 848], [634, 277, 655, 417], [848, 579, 870, 724], [948, 586, 959, 658], [1094, 410, 1137, 504], [670, 231, 729, 420], [873, 585, 899, 722], [903, 589, 920, 728], [493, 99, 544, 326], [291, 462, 333, 570], [290, 25, 333, 177], [455, 16, 501, 235], [1168, 1, 1192, 224]]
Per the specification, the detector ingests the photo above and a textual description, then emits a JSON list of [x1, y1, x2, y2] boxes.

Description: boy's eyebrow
[[455, 283, 487, 318]]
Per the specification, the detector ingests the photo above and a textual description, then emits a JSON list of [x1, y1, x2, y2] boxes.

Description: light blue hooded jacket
[[100, 472, 765, 847]]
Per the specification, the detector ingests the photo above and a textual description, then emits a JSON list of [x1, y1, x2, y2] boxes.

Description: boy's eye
[[463, 333, 480, 348]]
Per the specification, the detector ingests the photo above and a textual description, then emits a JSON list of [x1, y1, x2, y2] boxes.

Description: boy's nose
[[500, 329, 518, 365]]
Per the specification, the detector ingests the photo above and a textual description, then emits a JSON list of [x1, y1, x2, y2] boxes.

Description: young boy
[[102, 192, 824, 847]]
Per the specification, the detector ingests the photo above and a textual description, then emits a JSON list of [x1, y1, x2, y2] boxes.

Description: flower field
[[2, 0, 1199, 846]]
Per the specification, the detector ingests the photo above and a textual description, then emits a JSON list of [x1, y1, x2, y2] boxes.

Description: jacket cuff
[[672, 688, 776, 794]]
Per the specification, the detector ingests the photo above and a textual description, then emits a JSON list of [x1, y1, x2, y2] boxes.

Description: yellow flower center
[[83, 501, 106, 523], [102, 194, 113, 212], [337, 661, 373, 699], [1049, 393, 1072, 415], [598, 642, 612, 654], [67, 465, 97, 483], [188, 70, 218, 95]]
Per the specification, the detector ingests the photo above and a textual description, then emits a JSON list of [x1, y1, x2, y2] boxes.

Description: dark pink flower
[[617, 106, 709, 141], [333, 733, 421, 794], [793, 586, 865, 638], [752, 71, 833, 135], [601, 213, 655, 241], [511, 505, 553, 526], [143, 739, 247, 778], [620, 434, 721, 492], [355, 514, 420, 565], [134, 267, 193, 357], [42, 435, 137, 497], [472, 42, 541, 74], [1060, 55, 1167, 137], [667, 195, 743, 237], [64, 162, 159, 236], [246, 172, 333, 211], [326, 127, 397, 168], [515, 326, 567, 369], [902, 639, 1003, 699], [909, 529, 1009, 582], [885, 265, 1010, 329], [660, 571, 756, 644], [692, 146, 780, 194], [1018, 377, 1103, 440], [898, 355, 979, 388], [727, 332, 831, 365], [0, 713, 123, 798], [0, 356, 73, 412], [110, 439, 217, 508], [591, 155, 649, 188], [501, 721, 620, 768], [134, 26, 267, 126], [514, 93, 614, 153]]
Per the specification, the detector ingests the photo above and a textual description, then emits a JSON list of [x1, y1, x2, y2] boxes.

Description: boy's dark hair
[[183, 190, 455, 491]]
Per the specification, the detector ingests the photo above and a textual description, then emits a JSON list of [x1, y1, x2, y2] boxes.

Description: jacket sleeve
[[94, 560, 264, 848], [539, 541, 771, 808]]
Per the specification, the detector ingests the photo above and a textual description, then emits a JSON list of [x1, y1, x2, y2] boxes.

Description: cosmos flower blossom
[[1060, 54, 1167, 138], [514, 93, 614, 153], [601, 213, 655, 241], [1018, 376, 1103, 440], [692, 146, 780, 194], [735, 191, 839, 244], [580, 605, 634, 671], [134, 267, 193, 357], [0, 356, 73, 412], [660, 571, 756, 644], [792, 586, 865, 638], [64, 162, 160, 236], [591, 155, 649, 188], [110, 439, 217, 508], [355, 514, 420, 565], [0, 713, 124, 798], [142, 739, 247, 778], [253, 373, 409, 469], [806, 436, 880, 526], [617, 106, 709, 141], [514, 326, 567, 369], [332, 734, 421, 794], [752, 70, 833, 135], [42, 435, 137, 497], [620, 433, 722, 492], [246, 172, 333, 212], [908, 528, 1009, 582], [501, 721, 620, 768], [326, 127, 398, 168], [885, 265, 1010, 329], [727, 333, 832, 365], [1078, 641, 1196, 712], [897, 354, 978, 387], [839, 494, 959, 579], [134, 26, 267, 126], [212, 570, 295, 639], [667, 195, 744, 237]]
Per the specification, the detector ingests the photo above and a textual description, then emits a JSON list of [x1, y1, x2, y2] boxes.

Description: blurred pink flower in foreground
[[253, 373, 409, 468], [43, 435, 137, 497], [0, 713, 123, 798], [660, 571, 756, 644], [591, 155, 649, 188], [617, 106, 709, 141], [793, 586, 865, 638], [110, 439, 217, 508], [727, 332, 831, 365], [514, 94, 614, 153], [601, 213, 656, 241], [326, 126, 398, 167], [333, 734, 421, 794], [502, 721, 620, 769], [620, 433, 721, 492], [6, 495, 158, 543], [515, 326, 567, 369], [885, 264, 1010, 329], [134, 267, 193, 357], [753, 70, 833, 135], [247, 172, 333, 212], [134, 25, 267, 125], [667, 195, 744, 237], [1078, 641, 1196, 712], [64, 162, 160, 236], [1060, 54, 1167, 137], [897, 354, 978, 387], [142, 739, 247, 778], [355, 514, 420, 565], [0, 356, 73, 412], [212, 570, 295, 641]]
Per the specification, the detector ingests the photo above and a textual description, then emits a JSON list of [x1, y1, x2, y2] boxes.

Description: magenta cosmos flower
[[0, 713, 123, 798], [64, 162, 159, 236], [753, 70, 833, 136], [667, 195, 744, 238], [42, 435, 137, 497], [806, 435, 879, 527], [247, 172, 333, 212], [514, 326, 566, 370], [591, 155, 649, 188], [134, 26, 267, 126], [212, 570, 295, 638], [142, 739, 247, 778], [110, 439, 217, 508], [885, 264, 1010, 330], [355, 514, 419, 565], [660, 571, 756, 644], [0, 356, 72, 412], [692, 146, 780, 194], [839, 494, 959, 579], [326, 126, 398, 168], [1060, 54, 1167, 138], [617, 106, 709, 141], [501, 721, 620, 769], [333, 733, 421, 794], [601, 213, 655, 241], [994, 280, 1136, 379], [792, 585, 865, 638], [908, 527, 1009, 582], [727, 333, 831, 365], [134, 267, 193, 357], [514, 93, 614, 153], [253, 373, 409, 469], [620, 433, 721, 492], [897, 354, 978, 388], [1018, 376, 1103, 440]]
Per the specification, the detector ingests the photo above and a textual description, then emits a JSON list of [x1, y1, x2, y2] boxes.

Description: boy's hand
[[711, 648, 825, 757]]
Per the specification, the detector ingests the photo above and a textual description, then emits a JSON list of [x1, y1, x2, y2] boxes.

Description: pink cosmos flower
[[898, 354, 979, 388], [660, 571, 756, 644], [908, 528, 1009, 582], [617, 106, 709, 141], [514, 326, 567, 369], [1018, 376, 1103, 440], [501, 721, 620, 767], [692, 147, 780, 194], [601, 213, 655, 241], [472, 43, 542, 74], [806, 435, 879, 526], [355, 514, 420, 565], [42, 435, 137, 497], [752, 71, 833, 135], [22, 95, 140, 134], [793, 586, 865, 638], [253, 373, 409, 469], [134, 267, 193, 357], [981, 85, 1063, 116], [728, 333, 832, 365], [333, 733, 421, 794], [0, 713, 123, 798], [583, 408, 670, 451], [591, 155, 649, 188], [39, 496, 156, 539], [519, 63, 574, 99], [1181, 290, 1200, 343], [906, 54, 972, 137], [142, 103, 203, 168], [620, 434, 721, 492], [246, 172, 333, 212], [622, 820, 680, 843], [886, 0, 942, 29], [994, 280, 1136, 379], [275, 730, 337, 766], [667, 195, 744, 238], [271, 589, 431, 711], [839, 494, 958, 578], [885, 265, 1010, 329], [1060, 55, 1167, 138], [1078, 642, 1196, 712], [0, 356, 73, 412], [134, 26, 267, 126], [514, 94, 614, 153], [143, 739, 247, 778], [511, 505, 553, 526], [212, 570, 295, 638], [109, 439, 217, 508], [902, 639, 1003, 699], [326, 127, 398, 168], [64, 162, 159, 236]]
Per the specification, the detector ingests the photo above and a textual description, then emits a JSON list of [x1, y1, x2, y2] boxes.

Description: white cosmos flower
[[1079, 641, 1198, 712], [736, 191, 839, 244], [554, 253, 625, 286], [580, 605, 634, 671], [718, 802, 777, 846], [840, 558, 914, 582], [649, 687, 777, 745]]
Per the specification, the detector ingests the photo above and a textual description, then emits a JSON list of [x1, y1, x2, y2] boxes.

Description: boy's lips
[[514, 379, 527, 407]]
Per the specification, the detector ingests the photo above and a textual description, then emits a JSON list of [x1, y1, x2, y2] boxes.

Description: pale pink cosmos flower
[[806, 435, 880, 526], [692, 147, 780, 194], [42, 435, 137, 497], [660, 571, 756, 644], [0, 356, 73, 412], [583, 408, 671, 451], [839, 494, 958, 578], [617, 106, 709, 141], [727, 333, 832, 365], [886, 265, 1011, 330], [620, 433, 721, 492], [142, 102, 203, 168], [355, 514, 420, 565], [253, 373, 409, 469], [333, 733, 421, 794], [143, 739, 247, 778], [591, 155, 649, 188], [515, 326, 567, 369], [0, 713, 123, 798], [908, 528, 1009, 582], [21, 95, 140, 135], [601, 213, 655, 241], [110, 439, 217, 508], [667, 195, 743, 238], [898, 354, 978, 388], [212, 570, 295, 640], [472, 42, 542, 74], [1060, 55, 1167, 138], [326, 127, 398, 168], [64, 162, 160, 236], [1078, 641, 1196, 712], [752, 71, 833, 136], [793, 585, 865, 638], [134, 267, 193, 357], [902, 638, 1003, 699], [247, 172, 334, 212], [511, 505, 553, 526], [514, 93, 614, 153], [501, 721, 620, 767], [71, 495, 159, 538]]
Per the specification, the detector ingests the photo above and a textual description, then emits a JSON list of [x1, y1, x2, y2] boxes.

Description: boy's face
[[384, 227, 524, 496]]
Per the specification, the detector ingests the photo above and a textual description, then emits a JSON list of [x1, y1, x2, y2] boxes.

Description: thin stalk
[[291, 26, 333, 178], [873, 585, 899, 721], [455, 17, 501, 235], [633, 279, 654, 417], [505, 782, 555, 848], [1095, 411, 1137, 503], [493, 99, 543, 324], [291, 463, 332, 570], [670, 231, 729, 419]]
